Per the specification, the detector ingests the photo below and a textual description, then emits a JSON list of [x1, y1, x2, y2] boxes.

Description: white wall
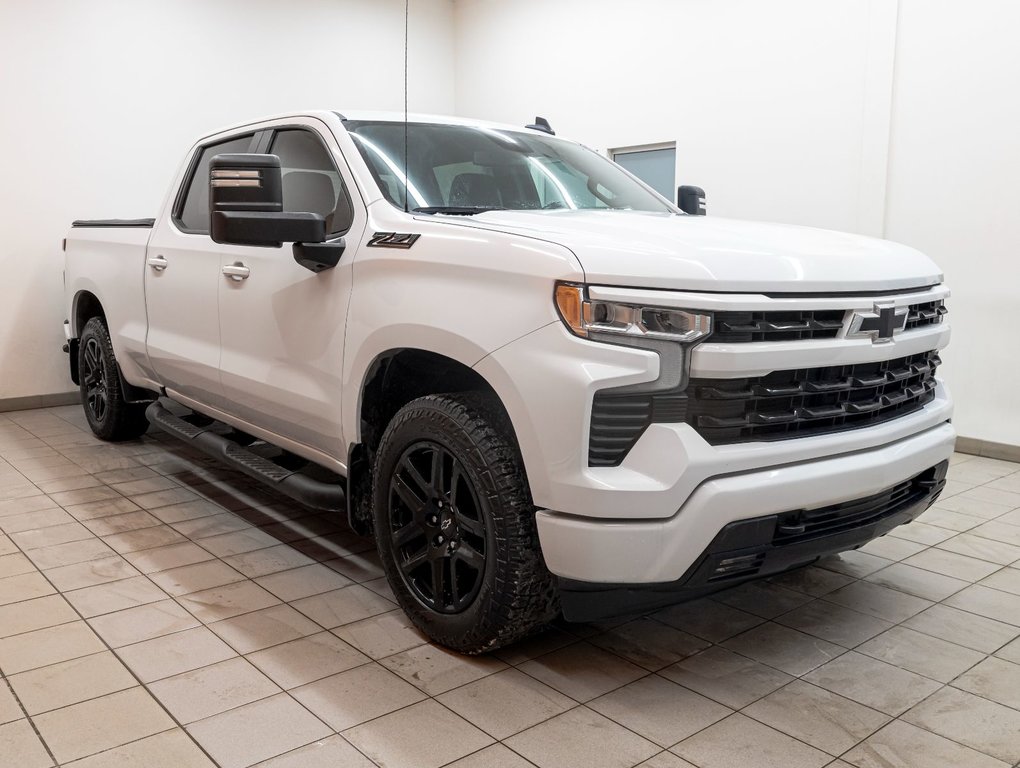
[[0, 0, 456, 401], [884, 0, 1020, 446], [453, 0, 1020, 446]]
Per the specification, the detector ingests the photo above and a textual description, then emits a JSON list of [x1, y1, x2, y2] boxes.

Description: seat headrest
[[449, 173, 501, 208]]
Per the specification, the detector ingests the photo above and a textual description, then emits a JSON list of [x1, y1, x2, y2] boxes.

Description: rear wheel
[[78, 317, 149, 441], [372, 393, 558, 653]]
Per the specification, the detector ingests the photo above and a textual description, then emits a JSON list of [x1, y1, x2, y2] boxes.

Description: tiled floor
[[1, 405, 1020, 768]]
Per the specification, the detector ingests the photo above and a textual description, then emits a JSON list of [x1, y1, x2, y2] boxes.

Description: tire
[[78, 317, 150, 441], [372, 393, 558, 654]]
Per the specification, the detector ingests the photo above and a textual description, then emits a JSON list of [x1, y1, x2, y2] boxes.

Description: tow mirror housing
[[678, 185, 706, 216], [209, 154, 326, 247]]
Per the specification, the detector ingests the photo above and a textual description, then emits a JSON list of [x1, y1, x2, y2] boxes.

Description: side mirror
[[677, 185, 706, 216], [209, 154, 326, 247]]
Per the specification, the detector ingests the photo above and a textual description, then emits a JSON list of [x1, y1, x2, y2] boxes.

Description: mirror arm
[[293, 237, 346, 273]]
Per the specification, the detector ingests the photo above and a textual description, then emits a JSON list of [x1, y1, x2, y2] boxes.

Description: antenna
[[403, 0, 409, 213]]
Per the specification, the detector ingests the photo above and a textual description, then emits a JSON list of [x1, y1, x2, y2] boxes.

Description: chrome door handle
[[222, 262, 250, 281], [147, 255, 168, 271]]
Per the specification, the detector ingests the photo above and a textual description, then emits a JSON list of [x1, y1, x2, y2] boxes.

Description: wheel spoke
[[84, 343, 100, 374], [399, 549, 428, 577], [455, 511, 485, 537], [454, 542, 485, 572], [449, 463, 461, 508], [391, 520, 422, 548], [430, 448, 445, 494], [449, 559, 462, 606], [430, 556, 447, 605], [392, 475, 426, 515], [401, 457, 433, 498]]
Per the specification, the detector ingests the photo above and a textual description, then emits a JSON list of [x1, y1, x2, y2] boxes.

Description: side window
[[177, 134, 254, 232], [269, 129, 353, 234]]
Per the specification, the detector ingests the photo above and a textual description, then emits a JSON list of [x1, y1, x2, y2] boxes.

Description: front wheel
[[78, 317, 150, 441], [372, 393, 558, 654]]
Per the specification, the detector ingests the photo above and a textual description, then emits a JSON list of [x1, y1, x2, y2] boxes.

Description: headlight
[[554, 282, 712, 343]]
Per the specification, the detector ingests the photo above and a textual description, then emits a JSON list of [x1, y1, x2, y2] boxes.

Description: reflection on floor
[[1, 405, 1020, 768]]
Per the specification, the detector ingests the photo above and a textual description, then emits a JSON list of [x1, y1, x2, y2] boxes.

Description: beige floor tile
[[774, 599, 893, 648], [247, 632, 368, 689], [887, 520, 955, 546], [823, 580, 933, 623], [652, 598, 764, 642], [953, 656, 1020, 709], [222, 544, 317, 578], [745, 680, 889, 755], [64, 497, 141, 521], [148, 656, 279, 723], [149, 559, 246, 597], [0, 534, 16, 556], [198, 528, 281, 558], [381, 643, 506, 696], [919, 507, 985, 533], [332, 609, 429, 659], [0, 571, 54, 606], [996, 635, 1020, 664], [979, 567, 1020, 596], [945, 584, 1020, 625], [767, 565, 855, 597], [863, 562, 969, 602], [589, 674, 731, 748], [322, 552, 385, 583], [344, 699, 494, 768], [43, 554, 138, 591], [33, 687, 174, 764], [89, 599, 200, 647], [903, 686, 1020, 763], [250, 733, 374, 767], [8, 650, 136, 715], [209, 604, 321, 654], [858, 626, 986, 682], [714, 581, 814, 619], [505, 706, 658, 768], [291, 584, 394, 629], [817, 550, 894, 578], [26, 537, 116, 570], [804, 651, 941, 716], [857, 535, 927, 562], [173, 512, 253, 540], [0, 494, 59, 519], [0, 682, 21, 725], [722, 622, 844, 676], [842, 719, 1008, 768], [122, 541, 213, 575], [104, 524, 189, 554], [65, 574, 166, 617], [671, 712, 829, 768], [0, 594, 77, 638], [0, 620, 106, 674], [255, 563, 352, 602], [659, 645, 793, 709], [62, 728, 215, 768], [291, 663, 425, 731], [903, 603, 1019, 653], [437, 667, 574, 740], [10, 521, 94, 551], [148, 499, 225, 524], [127, 487, 201, 510], [0, 552, 35, 578], [186, 693, 331, 768], [178, 580, 281, 623], [937, 532, 1020, 565], [109, 476, 180, 496], [444, 743, 538, 768], [518, 641, 645, 702], [0, 719, 54, 768], [0, 507, 75, 534], [904, 546, 1003, 580], [82, 510, 161, 537], [118, 626, 238, 683], [588, 618, 710, 671]]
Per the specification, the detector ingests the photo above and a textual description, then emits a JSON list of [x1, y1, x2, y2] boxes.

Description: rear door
[[216, 120, 365, 460], [144, 131, 258, 408]]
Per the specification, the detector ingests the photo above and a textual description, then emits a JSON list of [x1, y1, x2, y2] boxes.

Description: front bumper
[[557, 457, 949, 621], [536, 420, 955, 589]]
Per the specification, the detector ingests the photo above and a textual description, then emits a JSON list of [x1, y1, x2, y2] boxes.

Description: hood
[[434, 210, 942, 293]]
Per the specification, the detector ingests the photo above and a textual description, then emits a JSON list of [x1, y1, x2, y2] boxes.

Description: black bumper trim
[[558, 459, 949, 622]]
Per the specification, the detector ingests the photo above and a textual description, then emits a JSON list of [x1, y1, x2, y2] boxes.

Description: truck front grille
[[710, 299, 946, 342], [588, 350, 940, 466]]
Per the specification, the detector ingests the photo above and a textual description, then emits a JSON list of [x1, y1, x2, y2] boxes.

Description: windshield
[[344, 120, 675, 214]]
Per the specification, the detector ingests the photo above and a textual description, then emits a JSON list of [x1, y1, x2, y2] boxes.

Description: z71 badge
[[368, 232, 421, 249]]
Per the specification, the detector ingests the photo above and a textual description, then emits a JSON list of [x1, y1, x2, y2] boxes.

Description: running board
[[145, 400, 345, 512]]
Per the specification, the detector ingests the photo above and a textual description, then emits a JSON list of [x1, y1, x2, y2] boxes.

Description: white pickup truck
[[63, 110, 954, 653]]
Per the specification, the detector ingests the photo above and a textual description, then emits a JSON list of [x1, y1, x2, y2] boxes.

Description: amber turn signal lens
[[554, 282, 586, 337]]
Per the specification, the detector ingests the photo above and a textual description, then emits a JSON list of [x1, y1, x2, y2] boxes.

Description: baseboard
[[955, 436, 1020, 464], [0, 391, 81, 413]]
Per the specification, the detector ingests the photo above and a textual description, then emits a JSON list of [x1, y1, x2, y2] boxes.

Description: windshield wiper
[[412, 206, 504, 215]]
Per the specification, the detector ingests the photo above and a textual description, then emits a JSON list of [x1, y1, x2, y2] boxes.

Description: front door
[[216, 123, 365, 461], [144, 132, 258, 409]]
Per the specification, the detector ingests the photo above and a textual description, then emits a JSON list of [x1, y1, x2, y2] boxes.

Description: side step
[[145, 400, 345, 512]]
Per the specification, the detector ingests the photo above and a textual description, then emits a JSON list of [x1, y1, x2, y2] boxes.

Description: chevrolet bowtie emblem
[[848, 303, 909, 343]]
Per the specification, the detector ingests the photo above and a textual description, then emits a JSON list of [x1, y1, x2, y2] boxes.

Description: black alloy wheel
[[77, 316, 150, 441], [389, 441, 488, 613], [80, 336, 109, 423]]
